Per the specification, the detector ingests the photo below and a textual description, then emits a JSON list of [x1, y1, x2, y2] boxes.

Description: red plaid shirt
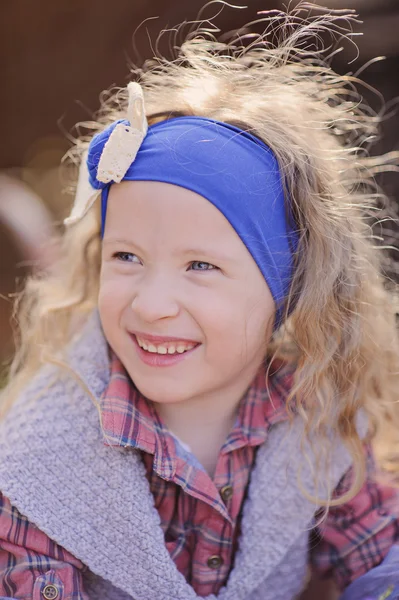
[[1, 353, 399, 599]]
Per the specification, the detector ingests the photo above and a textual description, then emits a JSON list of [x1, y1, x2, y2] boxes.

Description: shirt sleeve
[[310, 443, 399, 591], [0, 493, 89, 600]]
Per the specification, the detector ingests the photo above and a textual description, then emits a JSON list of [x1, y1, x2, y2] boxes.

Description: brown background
[[2, 0, 399, 170]]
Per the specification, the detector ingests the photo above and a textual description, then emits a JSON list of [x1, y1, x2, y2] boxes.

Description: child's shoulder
[[0, 310, 117, 513], [1, 310, 109, 438]]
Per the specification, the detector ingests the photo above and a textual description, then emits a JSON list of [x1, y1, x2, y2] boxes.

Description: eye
[[112, 251, 141, 264], [188, 261, 218, 271]]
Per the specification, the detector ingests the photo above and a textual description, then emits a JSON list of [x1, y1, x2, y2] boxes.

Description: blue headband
[[87, 117, 298, 324]]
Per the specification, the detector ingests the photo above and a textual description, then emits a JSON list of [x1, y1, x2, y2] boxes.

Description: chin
[[129, 376, 189, 405]]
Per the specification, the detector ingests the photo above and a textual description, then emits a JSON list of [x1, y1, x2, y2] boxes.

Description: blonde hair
[[3, 2, 399, 504]]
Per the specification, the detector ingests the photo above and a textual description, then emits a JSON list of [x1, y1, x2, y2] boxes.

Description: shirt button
[[220, 485, 233, 502], [207, 555, 224, 569], [42, 584, 60, 600]]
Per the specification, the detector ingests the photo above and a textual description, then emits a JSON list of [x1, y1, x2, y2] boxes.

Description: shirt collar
[[100, 351, 294, 470], [222, 359, 294, 453]]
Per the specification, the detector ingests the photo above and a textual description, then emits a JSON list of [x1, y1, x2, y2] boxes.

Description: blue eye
[[189, 261, 217, 271], [113, 252, 140, 263]]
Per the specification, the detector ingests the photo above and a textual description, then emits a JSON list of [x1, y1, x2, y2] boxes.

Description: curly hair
[[3, 2, 399, 505]]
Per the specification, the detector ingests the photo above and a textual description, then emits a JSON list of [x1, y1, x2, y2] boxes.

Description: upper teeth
[[136, 337, 196, 355]]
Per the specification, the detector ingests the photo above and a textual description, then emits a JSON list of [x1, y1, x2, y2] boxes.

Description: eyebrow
[[102, 239, 234, 263], [102, 238, 141, 248], [177, 247, 234, 263]]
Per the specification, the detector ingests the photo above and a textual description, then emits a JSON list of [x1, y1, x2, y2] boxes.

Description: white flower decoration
[[64, 82, 148, 226], [97, 82, 148, 184]]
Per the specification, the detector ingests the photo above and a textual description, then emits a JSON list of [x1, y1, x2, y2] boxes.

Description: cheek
[[98, 279, 133, 355], [98, 271, 132, 323], [245, 301, 274, 357], [198, 289, 272, 359]]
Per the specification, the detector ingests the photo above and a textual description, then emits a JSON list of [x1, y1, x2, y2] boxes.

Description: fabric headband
[[66, 83, 298, 325]]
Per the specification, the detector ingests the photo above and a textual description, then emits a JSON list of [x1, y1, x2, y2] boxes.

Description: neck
[[154, 363, 263, 478]]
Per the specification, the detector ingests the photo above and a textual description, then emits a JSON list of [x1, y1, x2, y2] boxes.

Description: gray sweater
[[0, 313, 359, 600]]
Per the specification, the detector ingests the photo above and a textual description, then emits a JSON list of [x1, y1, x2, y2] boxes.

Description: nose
[[130, 272, 180, 323]]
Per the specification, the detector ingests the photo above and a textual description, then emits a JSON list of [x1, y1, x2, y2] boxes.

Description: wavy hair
[[2, 2, 399, 504]]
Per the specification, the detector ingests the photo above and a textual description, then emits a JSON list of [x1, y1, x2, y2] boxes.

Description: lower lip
[[130, 335, 200, 367]]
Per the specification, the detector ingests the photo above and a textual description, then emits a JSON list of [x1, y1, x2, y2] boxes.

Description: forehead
[[105, 180, 242, 248]]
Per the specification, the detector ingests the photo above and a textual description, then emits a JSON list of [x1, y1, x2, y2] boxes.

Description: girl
[[1, 3, 399, 600]]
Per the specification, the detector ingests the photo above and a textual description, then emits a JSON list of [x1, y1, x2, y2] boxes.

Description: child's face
[[99, 181, 275, 406]]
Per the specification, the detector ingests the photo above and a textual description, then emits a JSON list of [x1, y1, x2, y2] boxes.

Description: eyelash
[[112, 252, 218, 271], [113, 252, 140, 263]]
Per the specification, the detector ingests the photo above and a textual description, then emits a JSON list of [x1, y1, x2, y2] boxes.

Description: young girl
[[1, 4, 399, 600]]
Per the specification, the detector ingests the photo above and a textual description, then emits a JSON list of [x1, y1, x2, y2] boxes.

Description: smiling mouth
[[131, 334, 200, 368], [134, 335, 199, 355]]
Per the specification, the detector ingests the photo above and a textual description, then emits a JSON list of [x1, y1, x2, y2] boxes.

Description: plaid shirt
[[1, 353, 399, 599]]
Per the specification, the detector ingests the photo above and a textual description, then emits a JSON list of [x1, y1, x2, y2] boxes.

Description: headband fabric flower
[[64, 82, 148, 226]]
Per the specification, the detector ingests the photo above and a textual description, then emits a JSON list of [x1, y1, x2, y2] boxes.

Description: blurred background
[[1, 0, 399, 377]]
